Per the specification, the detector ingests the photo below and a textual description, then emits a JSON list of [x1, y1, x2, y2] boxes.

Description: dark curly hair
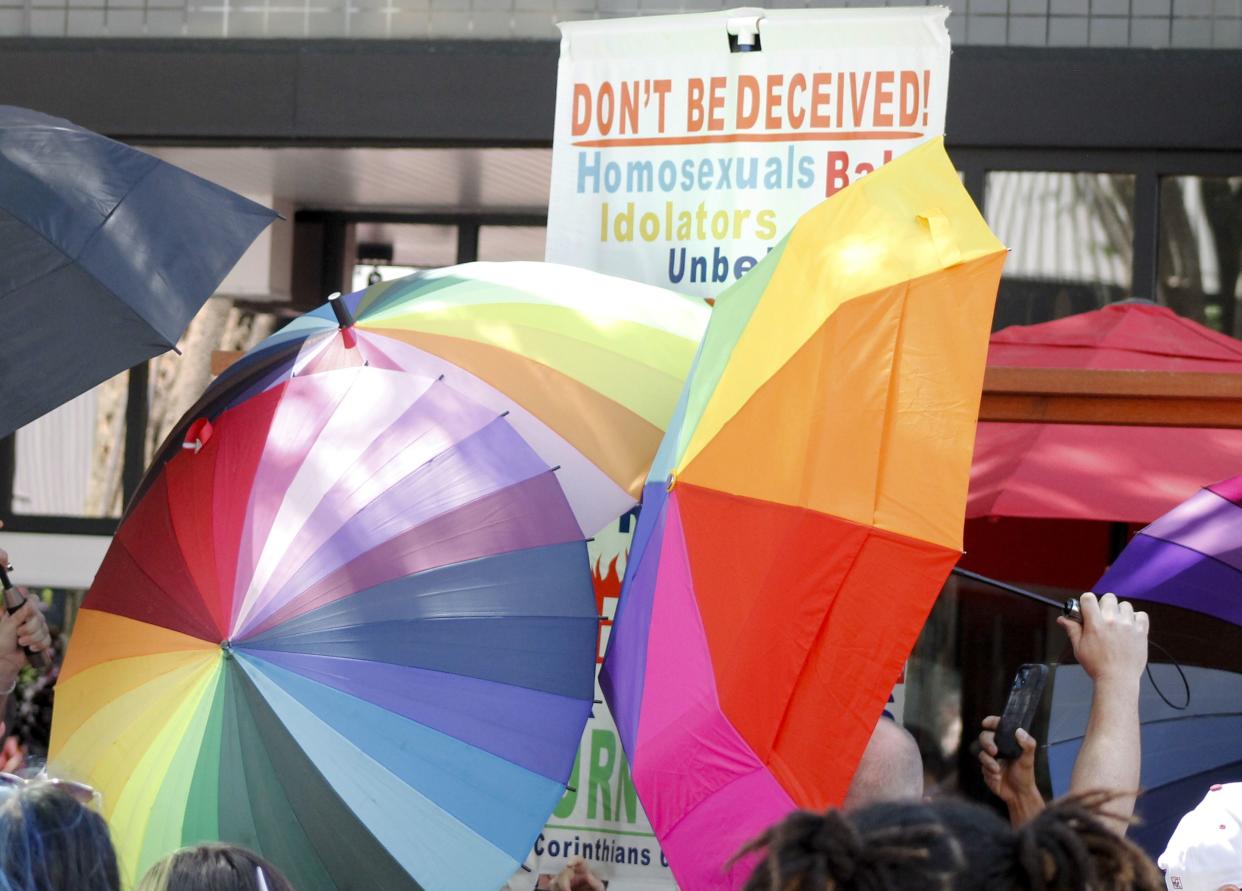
[[734, 793, 1162, 891]]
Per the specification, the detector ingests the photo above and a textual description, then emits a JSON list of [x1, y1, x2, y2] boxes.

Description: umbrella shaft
[[950, 567, 1080, 621]]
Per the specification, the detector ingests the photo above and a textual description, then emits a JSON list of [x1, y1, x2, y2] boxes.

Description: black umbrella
[[0, 106, 277, 438]]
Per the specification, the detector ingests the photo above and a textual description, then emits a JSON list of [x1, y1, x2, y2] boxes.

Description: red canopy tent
[[962, 302, 1242, 588]]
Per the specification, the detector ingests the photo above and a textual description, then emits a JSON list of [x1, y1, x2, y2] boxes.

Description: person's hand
[[0, 591, 50, 680], [978, 715, 1044, 826], [549, 858, 604, 891], [1058, 592, 1148, 687]]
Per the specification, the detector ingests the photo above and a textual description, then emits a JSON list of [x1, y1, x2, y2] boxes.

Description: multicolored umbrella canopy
[[179, 261, 708, 532], [50, 263, 708, 890], [601, 138, 1006, 890], [1096, 475, 1242, 627]]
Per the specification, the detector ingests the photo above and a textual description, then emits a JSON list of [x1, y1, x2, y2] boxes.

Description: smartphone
[[995, 663, 1048, 760]]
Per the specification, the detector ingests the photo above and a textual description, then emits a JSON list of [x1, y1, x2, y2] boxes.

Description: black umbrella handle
[[951, 567, 1081, 620], [0, 566, 50, 673], [951, 567, 1187, 710]]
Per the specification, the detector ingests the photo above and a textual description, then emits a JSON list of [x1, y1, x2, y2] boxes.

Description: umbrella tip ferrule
[[327, 292, 357, 334], [220, 640, 234, 659], [666, 473, 677, 492]]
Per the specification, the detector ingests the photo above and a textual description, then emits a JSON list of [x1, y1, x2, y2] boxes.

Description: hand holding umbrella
[[1063, 594, 1147, 840], [1047, 476, 1242, 856], [1057, 592, 1151, 688], [0, 555, 51, 673], [979, 592, 1149, 834]]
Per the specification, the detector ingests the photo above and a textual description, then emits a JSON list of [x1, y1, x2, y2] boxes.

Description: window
[[985, 171, 1136, 329], [13, 372, 128, 518], [1158, 176, 1242, 336], [351, 223, 458, 291], [478, 226, 547, 262]]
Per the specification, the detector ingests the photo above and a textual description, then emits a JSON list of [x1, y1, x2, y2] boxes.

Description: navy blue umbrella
[[1049, 661, 1242, 855], [1047, 598, 1242, 857], [0, 106, 277, 438]]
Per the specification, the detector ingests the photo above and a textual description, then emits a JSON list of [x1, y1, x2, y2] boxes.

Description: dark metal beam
[[121, 362, 150, 509], [0, 40, 1240, 153], [297, 210, 549, 227], [0, 516, 118, 536], [322, 216, 352, 298], [0, 38, 560, 146], [0, 436, 13, 522], [947, 147, 1242, 178], [456, 222, 480, 264], [944, 48, 1242, 152], [961, 166, 987, 213], [1130, 170, 1161, 301]]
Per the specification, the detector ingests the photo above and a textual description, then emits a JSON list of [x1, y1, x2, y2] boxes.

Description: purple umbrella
[[1098, 475, 1242, 627]]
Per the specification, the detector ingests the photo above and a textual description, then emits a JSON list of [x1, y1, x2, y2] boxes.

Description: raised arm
[[1059, 591, 1148, 837]]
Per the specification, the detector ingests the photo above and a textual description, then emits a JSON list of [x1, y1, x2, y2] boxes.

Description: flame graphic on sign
[[592, 554, 624, 664]]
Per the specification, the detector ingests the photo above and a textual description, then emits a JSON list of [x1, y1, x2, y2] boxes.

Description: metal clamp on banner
[[727, 15, 763, 52]]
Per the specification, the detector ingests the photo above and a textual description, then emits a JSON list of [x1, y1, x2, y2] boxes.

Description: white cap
[[1159, 783, 1242, 891]]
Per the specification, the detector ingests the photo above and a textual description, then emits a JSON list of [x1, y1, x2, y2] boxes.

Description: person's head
[[0, 781, 119, 891], [137, 844, 295, 891], [736, 792, 1162, 891], [843, 719, 924, 810], [1159, 783, 1242, 891]]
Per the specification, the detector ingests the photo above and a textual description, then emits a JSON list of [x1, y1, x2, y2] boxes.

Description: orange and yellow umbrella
[[601, 137, 1007, 890]]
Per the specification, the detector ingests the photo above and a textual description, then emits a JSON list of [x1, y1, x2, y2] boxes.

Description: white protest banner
[[537, 8, 950, 887], [547, 6, 951, 297]]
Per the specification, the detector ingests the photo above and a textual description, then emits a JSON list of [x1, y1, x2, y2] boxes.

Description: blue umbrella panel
[[1048, 662, 1242, 856]]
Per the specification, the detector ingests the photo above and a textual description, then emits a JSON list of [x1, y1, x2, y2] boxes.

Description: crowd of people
[[0, 535, 1236, 891]]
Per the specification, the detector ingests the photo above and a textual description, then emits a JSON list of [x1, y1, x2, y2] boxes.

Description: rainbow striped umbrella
[[601, 139, 1006, 889], [191, 261, 709, 534], [50, 263, 707, 890]]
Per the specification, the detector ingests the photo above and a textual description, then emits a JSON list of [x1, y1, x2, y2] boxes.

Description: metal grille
[[2, 0, 1241, 44]]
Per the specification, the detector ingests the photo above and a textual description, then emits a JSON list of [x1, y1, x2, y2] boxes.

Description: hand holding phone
[[995, 664, 1048, 760]]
